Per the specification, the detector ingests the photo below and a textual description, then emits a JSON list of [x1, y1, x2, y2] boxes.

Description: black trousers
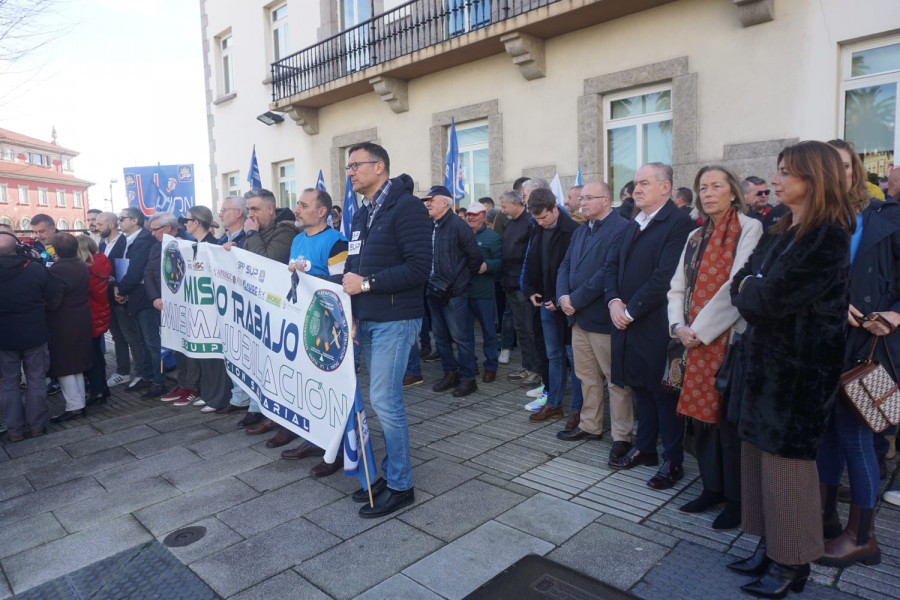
[[693, 417, 741, 502]]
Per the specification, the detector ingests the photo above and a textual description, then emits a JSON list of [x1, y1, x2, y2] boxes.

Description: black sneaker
[[422, 351, 441, 362], [128, 379, 152, 392], [140, 384, 167, 399]]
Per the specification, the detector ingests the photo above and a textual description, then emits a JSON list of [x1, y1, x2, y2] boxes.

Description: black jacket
[[604, 200, 695, 391], [345, 174, 432, 322], [731, 223, 851, 460], [0, 253, 53, 350], [100, 234, 126, 305], [431, 210, 483, 298], [557, 211, 629, 334], [117, 228, 155, 315], [522, 211, 579, 306], [500, 210, 533, 290]]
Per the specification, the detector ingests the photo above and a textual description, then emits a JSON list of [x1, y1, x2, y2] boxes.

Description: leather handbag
[[840, 335, 900, 433], [716, 331, 747, 424], [425, 276, 453, 306]]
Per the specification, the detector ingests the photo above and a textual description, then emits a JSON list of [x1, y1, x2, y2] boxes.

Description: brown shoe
[[310, 456, 344, 477], [266, 427, 298, 448], [562, 410, 580, 432], [817, 505, 881, 567], [281, 442, 326, 460], [529, 405, 564, 423], [245, 418, 276, 436], [432, 371, 460, 392], [482, 369, 496, 383], [402, 374, 423, 387]]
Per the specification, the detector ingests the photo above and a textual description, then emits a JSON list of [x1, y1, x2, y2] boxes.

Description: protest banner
[[159, 235, 355, 461], [123, 165, 196, 218]]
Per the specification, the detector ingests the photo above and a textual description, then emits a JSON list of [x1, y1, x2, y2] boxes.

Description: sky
[[0, 0, 211, 211]]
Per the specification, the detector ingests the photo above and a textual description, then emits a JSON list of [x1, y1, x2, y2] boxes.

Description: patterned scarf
[[676, 208, 742, 425]]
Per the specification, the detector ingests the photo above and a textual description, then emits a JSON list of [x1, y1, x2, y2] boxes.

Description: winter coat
[[431, 210, 483, 298], [88, 253, 113, 337], [730, 222, 851, 460], [244, 220, 298, 264], [500, 210, 532, 291], [345, 174, 433, 322], [46, 257, 93, 376], [117, 228, 155, 315], [0, 253, 53, 350], [469, 224, 502, 300]]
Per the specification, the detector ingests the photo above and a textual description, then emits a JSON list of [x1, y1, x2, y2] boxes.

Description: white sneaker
[[498, 349, 510, 364], [884, 490, 900, 507], [106, 373, 131, 387], [200, 405, 216, 413], [192, 398, 207, 406], [525, 385, 545, 398], [126, 376, 144, 390], [524, 392, 548, 412]]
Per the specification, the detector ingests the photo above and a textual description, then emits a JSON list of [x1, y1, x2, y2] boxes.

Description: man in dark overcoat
[[605, 163, 695, 489]]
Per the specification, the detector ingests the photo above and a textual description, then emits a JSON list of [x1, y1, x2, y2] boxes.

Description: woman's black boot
[[740, 561, 809, 598], [727, 538, 771, 576]]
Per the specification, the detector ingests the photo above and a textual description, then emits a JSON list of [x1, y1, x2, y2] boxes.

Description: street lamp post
[[109, 178, 118, 212]]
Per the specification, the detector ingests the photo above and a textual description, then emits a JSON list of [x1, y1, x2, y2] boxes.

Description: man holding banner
[[342, 142, 432, 518]]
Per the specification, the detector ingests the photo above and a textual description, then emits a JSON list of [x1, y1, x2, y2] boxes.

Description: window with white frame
[[0, 216, 12, 227], [841, 36, 900, 183], [18, 186, 29, 204], [0, 184, 7, 204], [456, 121, 490, 203], [276, 161, 296, 208], [271, 4, 289, 61], [19, 216, 30, 230], [56, 190, 66, 207], [57, 218, 70, 231], [74, 191, 83, 208], [224, 172, 241, 197], [604, 84, 672, 205], [220, 34, 235, 95], [74, 219, 86, 230], [3, 149, 12, 161], [38, 188, 48, 206]]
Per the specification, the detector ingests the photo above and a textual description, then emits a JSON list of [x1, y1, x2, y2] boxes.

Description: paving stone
[[0, 477, 105, 528], [25, 446, 135, 490], [596, 513, 679, 548], [92, 405, 175, 434], [355, 573, 444, 600], [124, 425, 219, 459], [495, 492, 600, 545], [475, 472, 540, 497], [205, 413, 247, 433], [547, 522, 669, 591], [1, 515, 152, 594], [513, 456, 609, 499], [236, 457, 310, 492], [134, 477, 259, 537], [412, 457, 482, 496], [476, 414, 541, 443], [62, 424, 158, 459], [159, 516, 244, 565], [0, 447, 71, 479], [186, 428, 270, 459], [3, 424, 97, 458], [190, 517, 340, 598], [0, 571, 9, 599], [94, 447, 204, 489], [164, 447, 272, 492], [54, 476, 181, 533], [468, 441, 551, 477], [230, 570, 333, 600], [404, 520, 554, 600], [572, 465, 694, 523], [0, 474, 32, 503], [0, 512, 66, 560], [297, 520, 443, 600], [399, 479, 525, 542], [427, 430, 504, 460], [149, 409, 223, 433], [304, 491, 433, 540], [218, 478, 344, 537]]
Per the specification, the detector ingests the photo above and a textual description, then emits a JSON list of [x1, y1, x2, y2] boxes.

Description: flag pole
[[357, 412, 374, 507]]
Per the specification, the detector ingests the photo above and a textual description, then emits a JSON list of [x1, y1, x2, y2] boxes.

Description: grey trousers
[[505, 289, 546, 374], [198, 358, 231, 409], [0, 344, 50, 434], [175, 351, 201, 391], [109, 304, 145, 378]]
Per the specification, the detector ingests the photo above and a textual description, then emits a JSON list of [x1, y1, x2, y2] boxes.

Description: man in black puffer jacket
[[342, 142, 432, 518], [422, 185, 484, 399]]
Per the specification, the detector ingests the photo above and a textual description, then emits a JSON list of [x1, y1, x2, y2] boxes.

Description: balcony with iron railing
[[269, 0, 675, 117]]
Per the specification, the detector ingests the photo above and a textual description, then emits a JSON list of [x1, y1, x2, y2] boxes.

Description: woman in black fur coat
[[725, 141, 856, 598]]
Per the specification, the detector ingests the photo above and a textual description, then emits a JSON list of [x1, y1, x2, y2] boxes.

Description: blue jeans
[[540, 306, 582, 411], [358, 318, 420, 491], [135, 309, 163, 385], [634, 387, 683, 464], [468, 298, 498, 371], [406, 340, 422, 377], [428, 296, 476, 381], [817, 400, 879, 508]]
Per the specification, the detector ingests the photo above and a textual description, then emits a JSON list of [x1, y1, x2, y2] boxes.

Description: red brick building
[[0, 127, 93, 233]]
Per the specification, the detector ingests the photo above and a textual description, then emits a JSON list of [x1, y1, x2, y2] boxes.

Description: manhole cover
[[163, 526, 207, 548]]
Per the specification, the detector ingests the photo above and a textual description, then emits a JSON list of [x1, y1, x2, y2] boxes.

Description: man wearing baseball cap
[[422, 185, 485, 398], [464, 201, 502, 383]]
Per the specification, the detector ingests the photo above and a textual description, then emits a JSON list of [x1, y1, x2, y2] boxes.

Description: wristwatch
[[360, 277, 371, 293], [670, 323, 682, 336]]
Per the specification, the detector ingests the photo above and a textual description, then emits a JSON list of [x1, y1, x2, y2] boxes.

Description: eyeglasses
[[150, 226, 166, 233], [756, 190, 770, 197], [117, 216, 133, 222], [182, 218, 198, 223], [345, 161, 379, 172], [577, 195, 610, 203]]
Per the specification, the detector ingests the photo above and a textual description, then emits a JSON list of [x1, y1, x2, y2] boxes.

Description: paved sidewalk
[[1, 349, 898, 599]]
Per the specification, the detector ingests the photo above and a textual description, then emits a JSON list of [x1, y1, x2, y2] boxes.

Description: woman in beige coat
[[667, 165, 762, 529]]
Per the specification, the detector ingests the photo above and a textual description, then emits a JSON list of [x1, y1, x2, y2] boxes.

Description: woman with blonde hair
[[726, 141, 855, 597]]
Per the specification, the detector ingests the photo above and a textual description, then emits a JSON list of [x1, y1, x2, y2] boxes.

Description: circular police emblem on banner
[[163, 240, 186, 294], [303, 290, 349, 371]]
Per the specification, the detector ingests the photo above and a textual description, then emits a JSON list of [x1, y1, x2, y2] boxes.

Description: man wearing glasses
[[217, 195, 248, 247], [555, 181, 633, 462], [742, 176, 773, 219], [342, 142, 431, 518]]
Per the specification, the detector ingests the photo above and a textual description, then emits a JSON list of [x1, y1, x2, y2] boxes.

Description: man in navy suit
[[605, 163, 694, 489]]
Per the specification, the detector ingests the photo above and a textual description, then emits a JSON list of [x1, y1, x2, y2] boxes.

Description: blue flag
[[443, 117, 465, 207], [343, 387, 377, 490], [316, 170, 333, 227], [247, 145, 262, 190], [575, 167, 583, 187], [342, 175, 357, 239]]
